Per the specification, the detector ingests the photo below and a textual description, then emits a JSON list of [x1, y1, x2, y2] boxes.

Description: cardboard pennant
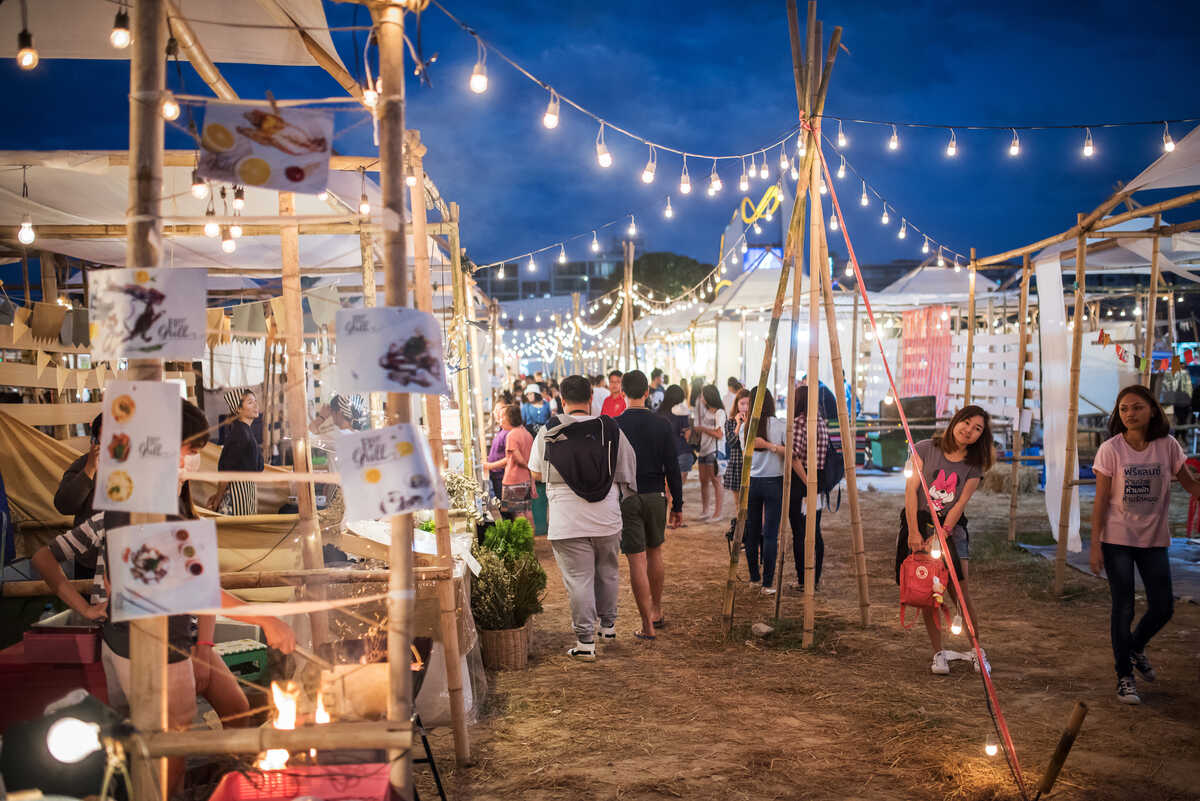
[[94, 362, 108, 389], [31, 302, 68, 342], [74, 370, 87, 392], [35, 350, 50, 380], [94, 381, 182, 515], [54, 365, 68, 393], [333, 423, 444, 522], [335, 307, 449, 395], [196, 100, 333, 195], [89, 268, 207, 362], [11, 306, 30, 342], [1094, 329, 1106, 346], [108, 519, 220, 622]]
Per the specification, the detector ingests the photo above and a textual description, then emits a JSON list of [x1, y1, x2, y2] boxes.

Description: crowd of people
[[484, 368, 1198, 707]]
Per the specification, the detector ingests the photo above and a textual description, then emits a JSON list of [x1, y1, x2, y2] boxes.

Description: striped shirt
[[48, 512, 110, 606], [792, 413, 830, 471]]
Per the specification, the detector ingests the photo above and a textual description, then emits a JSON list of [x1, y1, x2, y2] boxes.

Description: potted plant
[[470, 518, 546, 670]]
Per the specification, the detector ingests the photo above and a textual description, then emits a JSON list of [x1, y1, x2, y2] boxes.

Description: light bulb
[[110, 10, 131, 49], [887, 125, 899, 151], [16, 29, 38, 70], [922, 237, 930, 255], [844, 264, 853, 277], [1008, 129, 1020, 157], [930, 541, 942, 560], [739, 170, 749, 192], [204, 213, 220, 238], [232, 186, 245, 211], [903, 465, 913, 478], [596, 141, 612, 168], [591, 232, 600, 253], [937, 250, 945, 267], [860, 182, 869, 207], [535, 314, 541, 323], [940, 310, 949, 321], [230, 222, 242, 238], [759, 158, 769, 179], [753, 223, 762, 235], [883, 394, 894, 405], [790, 161, 799, 181], [946, 129, 957, 157], [709, 166, 722, 193], [740, 241, 748, 253], [557, 245, 567, 264], [985, 736, 999, 757], [46, 717, 101, 764], [405, 174, 418, 187], [161, 91, 181, 121], [954, 259, 962, 272], [363, 87, 379, 108], [664, 197, 674, 218], [837, 120, 848, 149], [764, 211, 773, 222], [627, 217, 637, 236], [17, 219, 35, 246], [881, 208, 890, 225], [819, 179, 827, 195], [358, 194, 370, 215], [829, 213, 838, 232], [542, 93, 560, 129], [837, 157, 846, 179], [797, 137, 807, 157], [1082, 128, 1095, 158], [898, 220, 907, 239], [779, 147, 789, 170], [527, 256, 536, 273], [190, 171, 209, 200], [679, 168, 691, 195], [317, 189, 329, 201], [469, 62, 488, 94], [642, 156, 656, 184], [518, 312, 525, 322], [1163, 123, 1175, 153], [1133, 305, 1142, 317], [220, 227, 236, 253]]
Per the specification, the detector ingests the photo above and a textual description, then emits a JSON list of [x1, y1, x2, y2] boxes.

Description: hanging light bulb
[[161, 91, 181, 121], [922, 236, 930, 255], [903, 464, 913, 478], [709, 161, 722, 194], [778, 145, 789, 171], [790, 159, 799, 181], [497, 264, 506, 279], [936, 248, 945, 267], [898, 219, 907, 239], [203, 210, 220, 238], [232, 185, 245, 211], [954, 257, 961, 272], [759, 152, 769, 179], [110, 8, 131, 49], [1082, 127, 1095, 158], [739, 159, 750, 192], [230, 218, 243, 238], [985, 735, 999, 757], [363, 84, 379, 108], [1162, 122, 1175, 153], [190, 170, 209, 200], [837, 155, 846, 180], [627, 215, 637, 237], [753, 223, 762, 235], [940, 309, 949, 321], [542, 90, 560, 129], [1132, 304, 1142, 317], [220, 226, 236, 253], [558, 244, 567, 264], [17, 215, 35, 246], [837, 119, 848, 149], [317, 189, 329, 201], [469, 39, 488, 93], [844, 263, 853, 277], [518, 312, 525, 322], [883, 393, 894, 405], [881, 206, 890, 225], [946, 129, 957, 157], [595, 126, 612, 168], [1008, 128, 1021, 157], [740, 241, 748, 253], [829, 213, 839, 231], [527, 255, 536, 273], [590, 231, 600, 253], [664, 196, 674, 219], [818, 178, 827, 195], [797, 135, 807, 157], [929, 538, 942, 560], [860, 181, 869, 207], [358, 193, 370, 215], [16, 29, 38, 70], [679, 157, 691, 194], [887, 124, 899, 151], [642, 147, 656, 184]]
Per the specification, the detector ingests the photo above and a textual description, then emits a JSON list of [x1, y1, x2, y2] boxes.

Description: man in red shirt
[[601, 370, 626, 417]]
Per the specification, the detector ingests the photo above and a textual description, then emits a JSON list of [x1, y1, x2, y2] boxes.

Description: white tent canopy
[[1126, 124, 1200, 193]]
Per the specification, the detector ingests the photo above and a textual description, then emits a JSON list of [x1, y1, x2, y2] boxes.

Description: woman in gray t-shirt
[[897, 405, 994, 676]]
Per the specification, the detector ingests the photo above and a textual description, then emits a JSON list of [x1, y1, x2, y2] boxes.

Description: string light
[[860, 181, 869, 207], [363, 83, 379, 108], [819, 178, 827, 195], [790, 159, 799, 181], [110, 8, 131, 49], [230, 217, 243, 238], [497, 264, 505, 279], [922, 236, 930, 255], [679, 157, 691, 194], [203, 208, 219, 238], [190, 170, 208, 200], [1008, 129, 1021, 157], [16, 28, 37, 70], [557, 244, 567, 264], [937, 247, 945, 268], [778, 144, 790, 171], [759, 152, 769, 179], [627, 215, 637, 237], [946, 129, 957, 157], [753, 223, 762, 235], [641, 146, 656, 184], [17, 214, 34, 246], [739, 159, 750, 192], [929, 538, 941, 560], [591, 231, 600, 253], [1163, 122, 1175, 153], [358, 193, 370, 215], [837, 120, 848, 149], [954, 257, 962, 272], [797, 136, 807, 157], [527, 255, 536, 273], [317, 189, 329, 201], [664, 196, 674, 219], [1082, 127, 1095, 158], [232, 186, 245, 211], [596, 124, 612, 168], [161, 91, 181, 121], [887, 124, 899, 151], [469, 39, 488, 93], [220, 226, 236, 254], [829, 213, 838, 231], [837, 155, 846, 179], [985, 735, 999, 757], [542, 90, 560, 130], [881, 206, 890, 225], [844, 263, 853, 277], [708, 160, 723, 194], [898, 219, 907, 239]]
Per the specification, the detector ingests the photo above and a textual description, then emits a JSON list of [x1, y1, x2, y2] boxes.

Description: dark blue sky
[[4, 0, 1200, 269]]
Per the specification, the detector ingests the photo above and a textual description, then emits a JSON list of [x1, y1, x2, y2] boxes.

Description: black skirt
[[895, 509, 966, 585]]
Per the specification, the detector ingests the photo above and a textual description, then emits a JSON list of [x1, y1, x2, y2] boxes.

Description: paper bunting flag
[[268, 296, 287, 326], [35, 350, 50, 379], [31, 302, 68, 342], [1102, 332, 1112, 346], [95, 362, 108, 389], [54, 365, 68, 392], [11, 307, 29, 342], [75, 370, 87, 392], [1095, 329, 1106, 345]]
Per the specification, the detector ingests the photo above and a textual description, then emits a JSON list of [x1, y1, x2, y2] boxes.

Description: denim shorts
[[698, 453, 718, 466], [677, 452, 696, 472]]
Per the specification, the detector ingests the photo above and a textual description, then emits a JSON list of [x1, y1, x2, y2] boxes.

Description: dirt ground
[[424, 481, 1200, 801]]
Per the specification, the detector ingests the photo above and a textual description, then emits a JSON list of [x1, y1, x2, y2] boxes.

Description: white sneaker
[[972, 648, 991, 675], [760, 585, 777, 597], [931, 651, 950, 675], [598, 625, 616, 641], [567, 641, 596, 662]]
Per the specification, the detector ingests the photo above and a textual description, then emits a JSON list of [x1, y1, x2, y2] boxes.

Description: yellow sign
[[740, 185, 782, 224]]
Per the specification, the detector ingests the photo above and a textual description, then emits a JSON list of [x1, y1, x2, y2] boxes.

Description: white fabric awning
[[1126, 124, 1200, 193]]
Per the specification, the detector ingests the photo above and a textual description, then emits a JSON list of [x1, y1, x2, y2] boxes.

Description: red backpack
[[899, 552, 951, 629]]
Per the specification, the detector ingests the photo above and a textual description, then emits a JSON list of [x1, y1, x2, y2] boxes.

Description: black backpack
[[817, 436, 845, 511], [541, 414, 620, 502]]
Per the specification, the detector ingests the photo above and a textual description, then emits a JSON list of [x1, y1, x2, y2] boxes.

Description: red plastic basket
[[207, 764, 391, 801], [22, 630, 101, 664]]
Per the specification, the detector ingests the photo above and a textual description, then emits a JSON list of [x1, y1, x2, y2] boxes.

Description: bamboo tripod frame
[[1007, 255, 1032, 542]]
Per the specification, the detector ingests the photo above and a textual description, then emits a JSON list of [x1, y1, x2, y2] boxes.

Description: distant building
[[476, 234, 635, 301]]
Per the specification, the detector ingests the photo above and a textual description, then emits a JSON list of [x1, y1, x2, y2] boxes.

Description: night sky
[[4, 0, 1200, 272]]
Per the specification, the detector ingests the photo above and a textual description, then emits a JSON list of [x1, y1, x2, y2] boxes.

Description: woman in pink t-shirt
[[1090, 384, 1200, 705]]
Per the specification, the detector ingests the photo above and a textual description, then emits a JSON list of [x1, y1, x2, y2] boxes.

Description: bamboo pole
[[801, 147, 822, 648], [130, 720, 412, 758], [1007, 254, 1032, 542], [127, 0, 168, 796], [622, 241, 635, 371], [165, 0, 236, 99], [464, 272, 489, 477], [360, 228, 383, 427], [963, 250, 977, 406], [407, 134, 470, 766], [280, 190, 330, 648], [372, 3, 415, 797], [1034, 702, 1089, 800], [721, 2, 840, 634], [850, 292, 859, 398], [1141, 215, 1162, 387], [20, 249, 31, 305], [1055, 215, 1087, 596], [572, 292, 583, 374]]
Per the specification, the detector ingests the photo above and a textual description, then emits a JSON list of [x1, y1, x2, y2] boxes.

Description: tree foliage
[[633, 251, 716, 297]]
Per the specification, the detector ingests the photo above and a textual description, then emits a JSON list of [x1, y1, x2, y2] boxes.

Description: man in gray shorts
[[615, 370, 684, 640]]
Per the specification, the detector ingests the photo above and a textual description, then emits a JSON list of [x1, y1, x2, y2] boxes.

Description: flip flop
[[633, 631, 657, 641], [652, 618, 667, 629]]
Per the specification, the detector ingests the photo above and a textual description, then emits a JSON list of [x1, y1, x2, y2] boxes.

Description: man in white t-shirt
[[531, 375, 636, 661], [589, 374, 610, 417]]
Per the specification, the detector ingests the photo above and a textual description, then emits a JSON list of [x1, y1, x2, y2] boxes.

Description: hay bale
[[981, 464, 1039, 495]]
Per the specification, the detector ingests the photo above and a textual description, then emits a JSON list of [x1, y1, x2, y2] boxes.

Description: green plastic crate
[[214, 638, 269, 684]]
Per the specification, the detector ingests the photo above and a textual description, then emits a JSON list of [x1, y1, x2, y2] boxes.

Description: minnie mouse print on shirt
[[927, 470, 958, 513]]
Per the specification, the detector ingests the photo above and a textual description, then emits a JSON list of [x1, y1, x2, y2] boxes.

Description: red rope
[[809, 127, 1029, 799]]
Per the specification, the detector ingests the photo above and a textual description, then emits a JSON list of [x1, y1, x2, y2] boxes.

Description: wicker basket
[[479, 621, 530, 670]]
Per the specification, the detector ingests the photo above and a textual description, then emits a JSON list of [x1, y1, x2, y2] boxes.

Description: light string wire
[[813, 127, 1029, 800]]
